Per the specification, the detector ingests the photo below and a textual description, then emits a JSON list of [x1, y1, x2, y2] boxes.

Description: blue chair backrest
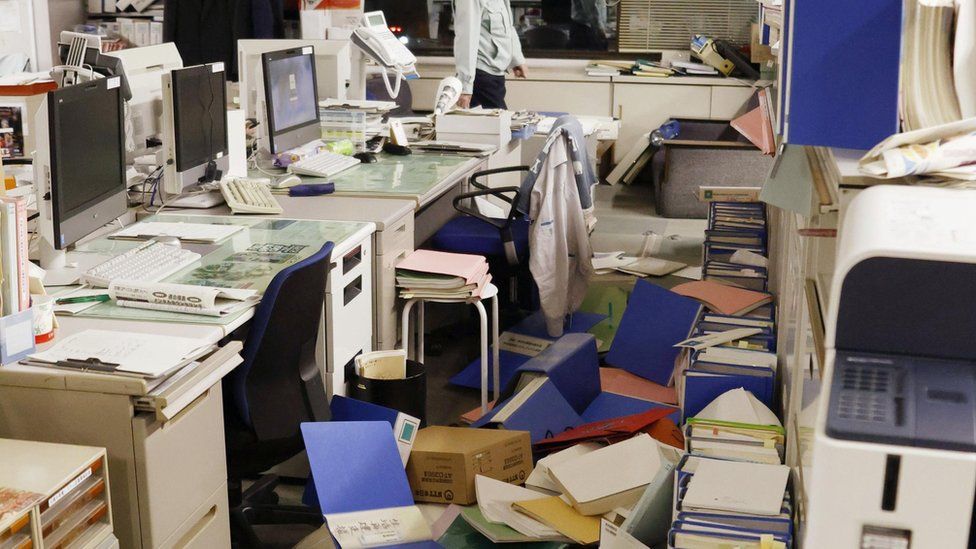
[[227, 241, 335, 440]]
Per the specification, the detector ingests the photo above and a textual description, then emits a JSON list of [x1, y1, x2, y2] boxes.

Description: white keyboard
[[219, 177, 283, 214], [288, 150, 361, 178], [82, 241, 201, 288]]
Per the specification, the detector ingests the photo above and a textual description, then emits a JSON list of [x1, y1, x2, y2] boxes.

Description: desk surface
[[288, 152, 483, 207], [166, 195, 415, 231], [61, 213, 372, 329]]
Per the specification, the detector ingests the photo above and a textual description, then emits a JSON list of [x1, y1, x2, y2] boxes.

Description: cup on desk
[[32, 295, 55, 344]]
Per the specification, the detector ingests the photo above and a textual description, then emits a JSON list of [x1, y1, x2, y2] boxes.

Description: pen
[[56, 295, 110, 305]]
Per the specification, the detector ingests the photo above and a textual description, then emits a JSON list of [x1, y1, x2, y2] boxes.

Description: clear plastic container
[[319, 109, 368, 151]]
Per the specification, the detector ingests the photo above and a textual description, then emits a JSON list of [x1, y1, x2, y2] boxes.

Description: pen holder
[[0, 308, 36, 364]]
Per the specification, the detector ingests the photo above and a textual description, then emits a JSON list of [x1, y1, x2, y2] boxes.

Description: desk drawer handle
[[343, 245, 362, 275], [344, 275, 362, 306], [174, 504, 218, 547]]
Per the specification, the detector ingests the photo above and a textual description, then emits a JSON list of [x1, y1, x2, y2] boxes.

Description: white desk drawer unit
[[323, 234, 374, 397], [374, 212, 414, 350], [0, 344, 243, 549]]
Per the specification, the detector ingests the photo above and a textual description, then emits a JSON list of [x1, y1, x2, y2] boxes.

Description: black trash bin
[[348, 359, 427, 425]]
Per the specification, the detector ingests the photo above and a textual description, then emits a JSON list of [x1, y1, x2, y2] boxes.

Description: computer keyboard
[[219, 177, 284, 214], [288, 150, 361, 178], [82, 240, 201, 287]]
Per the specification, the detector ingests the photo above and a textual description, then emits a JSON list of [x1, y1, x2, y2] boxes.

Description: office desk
[[166, 197, 414, 351], [281, 152, 487, 245], [69, 214, 376, 395], [0, 341, 243, 549]]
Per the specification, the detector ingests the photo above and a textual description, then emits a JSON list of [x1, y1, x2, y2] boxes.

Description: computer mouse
[[354, 152, 377, 164], [153, 236, 181, 247], [273, 174, 303, 189]]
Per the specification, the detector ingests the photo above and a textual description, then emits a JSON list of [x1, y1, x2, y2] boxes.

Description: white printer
[[806, 185, 976, 548]]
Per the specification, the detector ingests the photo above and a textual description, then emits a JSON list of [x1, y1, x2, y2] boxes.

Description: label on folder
[[325, 505, 432, 548]]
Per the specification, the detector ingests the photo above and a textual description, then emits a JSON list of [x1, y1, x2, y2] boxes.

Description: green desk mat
[[68, 214, 368, 324]]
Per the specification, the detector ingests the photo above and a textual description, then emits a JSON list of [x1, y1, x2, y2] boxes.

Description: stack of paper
[[511, 496, 601, 545], [318, 99, 394, 141], [464, 476, 571, 543], [684, 388, 785, 464], [901, 0, 961, 131], [631, 59, 674, 78], [25, 330, 211, 380], [585, 60, 631, 76], [548, 434, 681, 516], [671, 60, 719, 75], [396, 250, 492, 300], [669, 456, 793, 547], [592, 251, 687, 278]]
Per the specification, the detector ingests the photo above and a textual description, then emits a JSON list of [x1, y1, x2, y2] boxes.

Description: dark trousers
[[471, 69, 507, 109]]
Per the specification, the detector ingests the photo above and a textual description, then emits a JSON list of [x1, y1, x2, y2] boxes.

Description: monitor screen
[[263, 48, 319, 143], [171, 65, 228, 172], [50, 80, 126, 222]]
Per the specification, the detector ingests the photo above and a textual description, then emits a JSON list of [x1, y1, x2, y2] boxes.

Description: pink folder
[[397, 249, 488, 285]]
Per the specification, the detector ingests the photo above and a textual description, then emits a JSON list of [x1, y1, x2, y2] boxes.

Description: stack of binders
[[681, 202, 778, 419], [669, 455, 794, 547]]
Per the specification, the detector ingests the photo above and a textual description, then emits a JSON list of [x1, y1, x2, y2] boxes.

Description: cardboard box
[[406, 427, 531, 504]]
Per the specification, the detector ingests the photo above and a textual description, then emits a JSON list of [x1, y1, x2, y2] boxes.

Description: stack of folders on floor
[[463, 434, 682, 546], [396, 250, 492, 300], [684, 388, 785, 465], [674, 201, 778, 418], [670, 456, 793, 548], [702, 202, 768, 274]]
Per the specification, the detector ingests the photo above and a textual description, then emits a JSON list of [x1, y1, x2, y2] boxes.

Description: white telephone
[[351, 11, 418, 98]]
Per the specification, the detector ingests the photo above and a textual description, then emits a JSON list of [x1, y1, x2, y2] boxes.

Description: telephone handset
[[352, 11, 417, 69], [351, 11, 418, 98]]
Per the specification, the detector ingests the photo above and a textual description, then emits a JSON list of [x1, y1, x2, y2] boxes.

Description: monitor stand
[[35, 241, 102, 287]]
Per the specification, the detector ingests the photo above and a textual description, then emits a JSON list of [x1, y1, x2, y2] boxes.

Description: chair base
[[229, 474, 324, 549]]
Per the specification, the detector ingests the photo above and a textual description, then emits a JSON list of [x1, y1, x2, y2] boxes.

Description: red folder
[[533, 407, 684, 453]]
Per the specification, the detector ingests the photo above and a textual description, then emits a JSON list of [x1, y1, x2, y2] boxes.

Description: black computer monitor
[[172, 65, 228, 174], [37, 78, 128, 259], [261, 47, 320, 154]]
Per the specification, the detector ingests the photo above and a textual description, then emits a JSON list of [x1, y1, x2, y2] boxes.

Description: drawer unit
[[324, 235, 374, 396]]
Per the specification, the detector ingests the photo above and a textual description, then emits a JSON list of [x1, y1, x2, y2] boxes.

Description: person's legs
[[471, 69, 508, 109]]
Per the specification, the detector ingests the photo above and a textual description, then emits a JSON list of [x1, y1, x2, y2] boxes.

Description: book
[[0, 200, 18, 315], [681, 459, 790, 516], [671, 280, 772, 316], [549, 434, 680, 516], [0, 197, 27, 313]]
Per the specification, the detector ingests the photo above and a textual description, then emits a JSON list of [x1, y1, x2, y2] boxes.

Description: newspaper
[[109, 280, 259, 317], [860, 117, 976, 179]]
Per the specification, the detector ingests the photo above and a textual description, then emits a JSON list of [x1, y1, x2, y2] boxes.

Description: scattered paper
[[675, 327, 764, 351], [325, 506, 432, 548], [729, 249, 769, 268], [673, 266, 703, 280], [681, 460, 789, 516]]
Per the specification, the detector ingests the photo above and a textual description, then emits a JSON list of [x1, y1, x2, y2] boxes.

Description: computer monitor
[[33, 78, 128, 270], [261, 47, 320, 154], [105, 43, 184, 161], [237, 39, 352, 122], [160, 63, 229, 199]]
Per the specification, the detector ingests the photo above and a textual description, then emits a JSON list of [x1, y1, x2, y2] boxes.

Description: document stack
[[684, 388, 785, 465], [669, 456, 793, 547], [396, 250, 492, 300], [677, 202, 778, 419], [318, 99, 395, 150]]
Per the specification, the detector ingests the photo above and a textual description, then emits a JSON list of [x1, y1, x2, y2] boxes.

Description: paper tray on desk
[[137, 342, 243, 422]]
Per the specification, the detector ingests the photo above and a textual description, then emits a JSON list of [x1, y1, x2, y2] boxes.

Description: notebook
[[681, 459, 789, 516]]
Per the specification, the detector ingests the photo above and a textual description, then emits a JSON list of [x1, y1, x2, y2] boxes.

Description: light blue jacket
[[453, 0, 526, 94]]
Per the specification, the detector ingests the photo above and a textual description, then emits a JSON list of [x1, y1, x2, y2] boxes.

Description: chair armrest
[[470, 166, 531, 195], [452, 186, 521, 229]]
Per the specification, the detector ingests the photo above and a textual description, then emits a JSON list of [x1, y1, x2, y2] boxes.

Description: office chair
[[431, 167, 532, 305], [223, 241, 335, 549]]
